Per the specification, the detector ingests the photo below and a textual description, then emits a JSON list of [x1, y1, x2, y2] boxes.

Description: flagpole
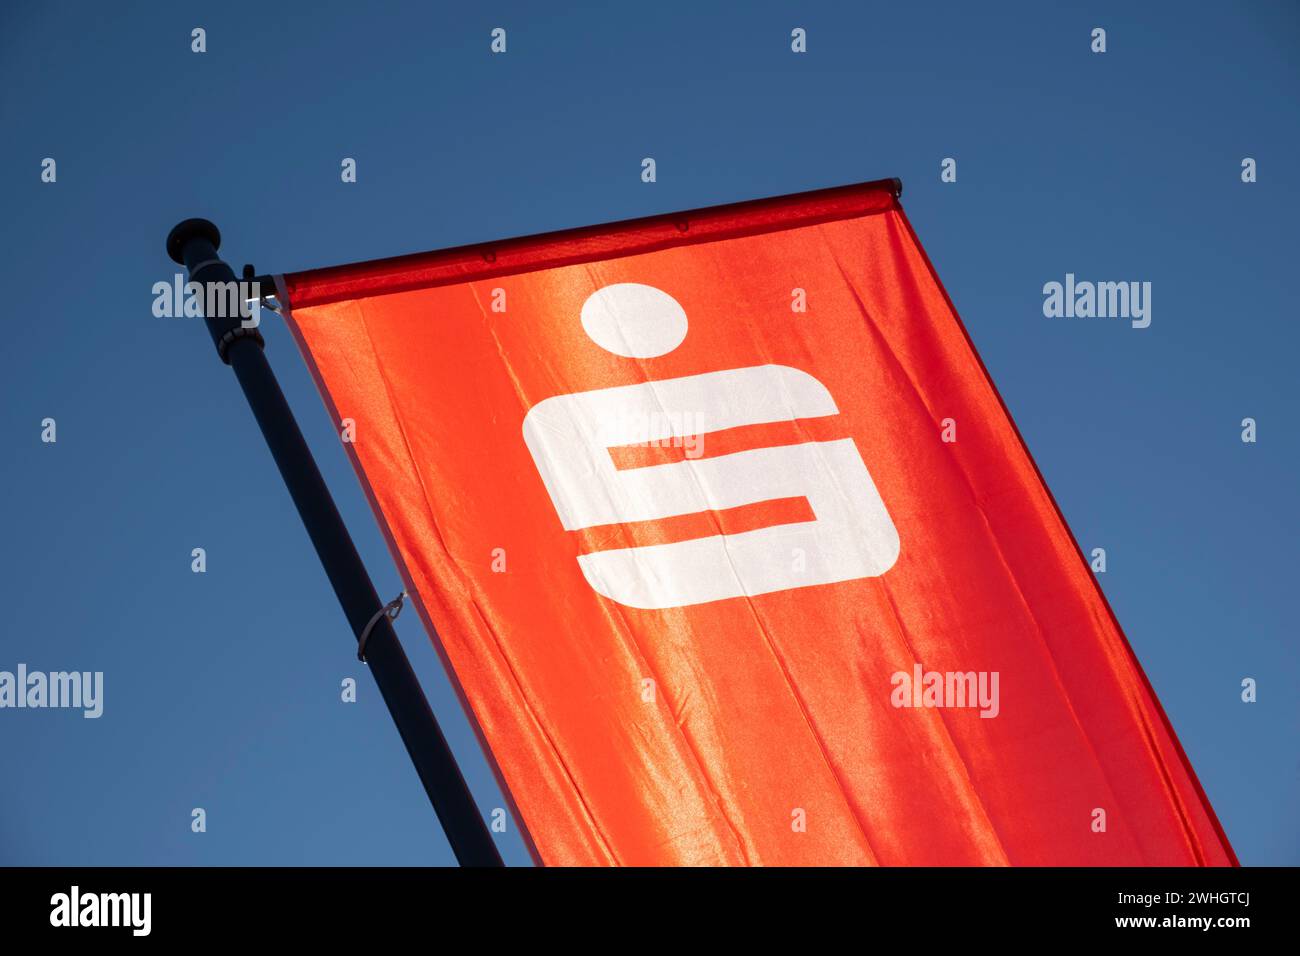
[[166, 218, 504, 867]]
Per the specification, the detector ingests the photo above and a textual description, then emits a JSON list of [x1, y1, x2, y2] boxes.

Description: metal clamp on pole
[[358, 590, 407, 662], [167, 220, 267, 365], [165, 218, 503, 868]]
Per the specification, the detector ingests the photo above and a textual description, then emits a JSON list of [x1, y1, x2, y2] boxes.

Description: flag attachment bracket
[[358, 590, 408, 662], [241, 263, 284, 316]]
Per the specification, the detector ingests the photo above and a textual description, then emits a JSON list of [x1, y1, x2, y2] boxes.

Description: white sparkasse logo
[[50, 886, 151, 937], [523, 283, 900, 610]]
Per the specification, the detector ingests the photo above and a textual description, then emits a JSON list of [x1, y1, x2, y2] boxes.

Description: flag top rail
[[279, 178, 903, 310]]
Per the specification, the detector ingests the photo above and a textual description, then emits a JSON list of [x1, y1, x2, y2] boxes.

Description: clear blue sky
[[0, 0, 1295, 865]]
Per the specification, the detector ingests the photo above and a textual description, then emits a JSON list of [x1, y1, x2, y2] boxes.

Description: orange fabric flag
[[281, 180, 1234, 866]]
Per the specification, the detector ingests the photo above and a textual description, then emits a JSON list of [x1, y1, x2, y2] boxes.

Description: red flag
[[280, 180, 1234, 866]]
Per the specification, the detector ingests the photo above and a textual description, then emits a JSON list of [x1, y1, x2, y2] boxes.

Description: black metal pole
[[166, 218, 503, 867]]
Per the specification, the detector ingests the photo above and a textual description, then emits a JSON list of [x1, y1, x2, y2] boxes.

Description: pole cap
[[166, 218, 222, 264]]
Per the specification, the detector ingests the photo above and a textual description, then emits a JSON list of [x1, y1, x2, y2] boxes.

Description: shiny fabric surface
[[282, 182, 1234, 866]]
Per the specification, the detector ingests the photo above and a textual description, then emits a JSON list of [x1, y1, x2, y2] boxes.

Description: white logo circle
[[580, 283, 688, 358]]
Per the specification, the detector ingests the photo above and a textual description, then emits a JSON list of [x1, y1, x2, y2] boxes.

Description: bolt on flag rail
[[188, 177, 1236, 866]]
